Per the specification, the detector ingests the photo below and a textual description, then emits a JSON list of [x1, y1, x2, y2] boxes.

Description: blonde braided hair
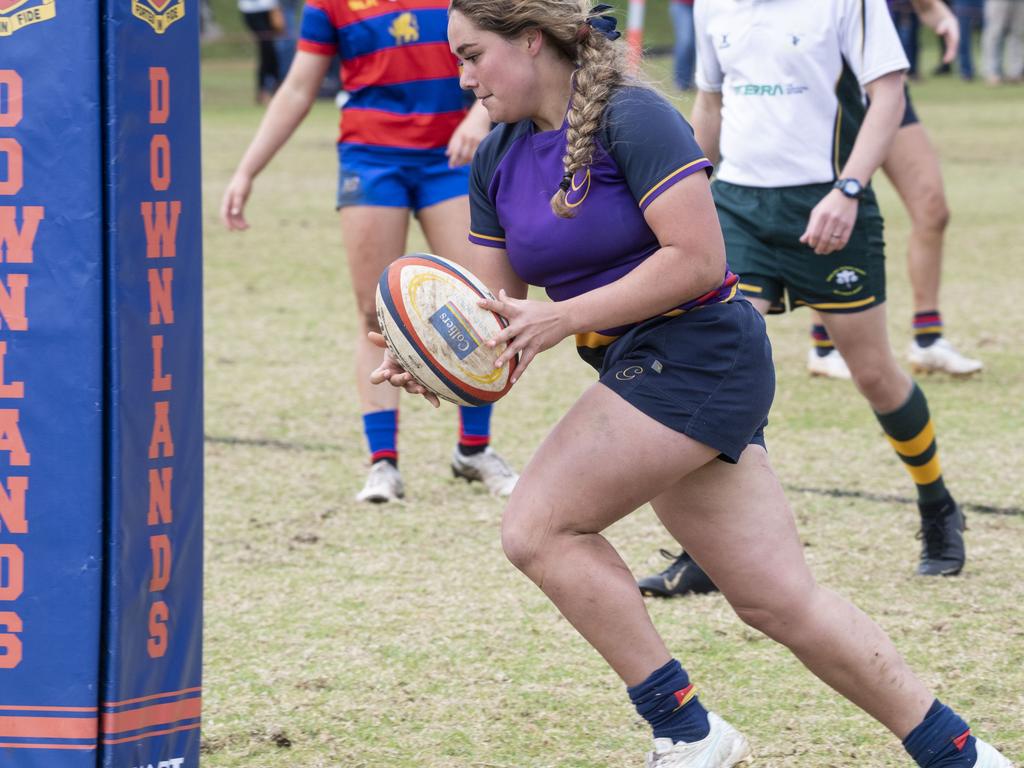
[[449, 0, 628, 218]]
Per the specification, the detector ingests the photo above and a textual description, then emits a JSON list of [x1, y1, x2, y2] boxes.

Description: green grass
[[200, 54, 1024, 767]]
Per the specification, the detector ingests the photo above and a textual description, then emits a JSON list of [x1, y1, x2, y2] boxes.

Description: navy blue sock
[[457, 404, 492, 455], [628, 659, 710, 743], [903, 699, 977, 767], [363, 409, 398, 466], [811, 324, 834, 357]]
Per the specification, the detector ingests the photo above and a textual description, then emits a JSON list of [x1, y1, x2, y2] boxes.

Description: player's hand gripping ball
[[375, 253, 518, 406]]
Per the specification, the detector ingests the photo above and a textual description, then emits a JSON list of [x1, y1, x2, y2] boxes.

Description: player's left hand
[[800, 189, 859, 255], [367, 332, 441, 408], [446, 116, 489, 167], [479, 290, 570, 383]]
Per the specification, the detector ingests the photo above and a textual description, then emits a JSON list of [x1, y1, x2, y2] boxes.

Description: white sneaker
[[807, 347, 852, 380], [975, 737, 1015, 767], [645, 713, 751, 768], [908, 338, 983, 376], [451, 446, 518, 497], [355, 461, 404, 503]]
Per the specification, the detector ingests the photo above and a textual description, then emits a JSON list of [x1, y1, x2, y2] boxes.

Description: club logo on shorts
[[827, 266, 866, 297], [430, 302, 483, 360], [0, 0, 56, 37], [615, 365, 644, 381], [132, 0, 185, 34], [389, 12, 419, 44]]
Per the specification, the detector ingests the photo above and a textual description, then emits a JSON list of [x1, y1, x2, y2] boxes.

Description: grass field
[[200, 50, 1024, 767]]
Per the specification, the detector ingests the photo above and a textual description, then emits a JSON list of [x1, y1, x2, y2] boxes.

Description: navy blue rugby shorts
[[592, 300, 775, 464]]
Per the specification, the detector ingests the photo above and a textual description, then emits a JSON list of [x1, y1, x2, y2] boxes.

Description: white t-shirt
[[695, 0, 908, 188], [238, 0, 278, 12]]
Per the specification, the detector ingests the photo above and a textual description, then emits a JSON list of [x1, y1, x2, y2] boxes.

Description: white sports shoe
[[355, 461, 404, 503], [644, 713, 752, 768], [807, 347, 852, 380], [908, 338, 983, 376], [451, 446, 519, 497], [975, 737, 1015, 767]]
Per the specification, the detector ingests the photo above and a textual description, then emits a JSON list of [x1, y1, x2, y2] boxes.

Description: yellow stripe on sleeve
[[469, 230, 506, 243], [638, 158, 710, 208]]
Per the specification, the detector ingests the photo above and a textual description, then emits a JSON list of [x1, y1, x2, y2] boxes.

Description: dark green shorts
[[713, 180, 887, 314]]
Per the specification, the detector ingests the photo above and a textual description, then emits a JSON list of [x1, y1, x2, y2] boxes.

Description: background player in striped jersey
[[640, 0, 972, 601], [221, 0, 518, 502], [372, 2, 1012, 766], [809, 0, 983, 380]]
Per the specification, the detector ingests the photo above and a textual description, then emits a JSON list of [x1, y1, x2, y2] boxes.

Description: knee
[[849, 363, 890, 402], [731, 584, 817, 643], [500, 507, 546, 575], [911, 187, 951, 235]]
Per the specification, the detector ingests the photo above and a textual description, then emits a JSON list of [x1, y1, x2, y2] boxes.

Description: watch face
[[843, 180, 860, 196]]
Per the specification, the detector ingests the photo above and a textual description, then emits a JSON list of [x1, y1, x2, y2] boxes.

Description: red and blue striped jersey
[[298, 0, 468, 151]]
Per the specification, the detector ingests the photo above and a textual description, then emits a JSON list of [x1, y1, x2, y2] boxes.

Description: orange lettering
[[148, 467, 173, 525], [148, 401, 174, 459], [0, 476, 27, 534], [0, 611, 22, 669], [0, 341, 24, 398], [148, 267, 174, 325], [0, 71, 23, 128], [0, 409, 29, 465], [0, 138, 23, 196], [150, 135, 171, 191], [151, 335, 172, 391], [0, 206, 44, 264], [147, 601, 169, 658], [140, 201, 181, 259], [0, 543, 23, 600], [0, 274, 28, 331], [149, 67, 170, 124], [149, 534, 172, 591]]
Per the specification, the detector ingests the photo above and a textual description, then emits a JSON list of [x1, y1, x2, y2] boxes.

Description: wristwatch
[[833, 178, 865, 200]]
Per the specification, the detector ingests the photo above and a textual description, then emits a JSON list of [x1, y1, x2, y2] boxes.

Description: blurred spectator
[[891, 0, 922, 77], [932, 1, 983, 78], [982, 0, 1024, 83], [238, 0, 283, 104], [199, 0, 223, 42], [669, 0, 696, 91], [275, 0, 302, 81]]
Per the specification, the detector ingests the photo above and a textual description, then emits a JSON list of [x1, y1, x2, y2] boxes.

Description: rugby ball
[[375, 253, 517, 406]]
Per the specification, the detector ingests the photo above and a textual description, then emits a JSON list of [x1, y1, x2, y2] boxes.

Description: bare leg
[[818, 304, 913, 413], [653, 446, 933, 738], [339, 206, 411, 414], [500, 383, 719, 685], [883, 124, 950, 315]]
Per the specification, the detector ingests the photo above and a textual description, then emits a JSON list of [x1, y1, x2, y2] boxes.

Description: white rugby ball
[[375, 253, 517, 406]]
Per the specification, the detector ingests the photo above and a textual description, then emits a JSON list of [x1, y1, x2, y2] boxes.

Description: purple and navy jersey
[[298, 0, 468, 151], [469, 85, 737, 350]]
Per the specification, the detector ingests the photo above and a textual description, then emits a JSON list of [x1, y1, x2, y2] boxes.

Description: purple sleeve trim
[[638, 158, 713, 211]]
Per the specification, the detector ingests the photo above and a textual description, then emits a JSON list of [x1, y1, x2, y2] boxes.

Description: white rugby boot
[[451, 446, 518, 497], [807, 347, 852, 380], [908, 338, 983, 376], [644, 713, 751, 768], [355, 461, 404, 503], [974, 737, 1015, 767]]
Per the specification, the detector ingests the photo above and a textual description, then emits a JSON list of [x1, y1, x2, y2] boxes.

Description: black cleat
[[916, 500, 966, 576], [638, 550, 719, 597]]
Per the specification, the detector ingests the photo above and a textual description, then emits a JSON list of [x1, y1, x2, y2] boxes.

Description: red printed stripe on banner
[[102, 722, 202, 746], [341, 42, 459, 89], [103, 686, 201, 708], [0, 715, 98, 739], [101, 697, 201, 735], [341, 109, 465, 149]]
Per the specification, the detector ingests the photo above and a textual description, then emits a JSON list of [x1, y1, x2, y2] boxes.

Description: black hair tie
[[558, 173, 573, 192], [586, 4, 621, 41]]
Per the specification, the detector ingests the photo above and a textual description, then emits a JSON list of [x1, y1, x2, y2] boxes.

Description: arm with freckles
[[483, 171, 726, 379]]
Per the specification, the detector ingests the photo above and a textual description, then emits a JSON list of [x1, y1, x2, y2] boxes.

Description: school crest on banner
[[132, 0, 185, 34], [0, 0, 56, 36]]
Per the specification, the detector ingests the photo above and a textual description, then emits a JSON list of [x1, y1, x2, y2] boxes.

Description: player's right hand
[[367, 332, 441, 408], [220, 174, 253, 231]]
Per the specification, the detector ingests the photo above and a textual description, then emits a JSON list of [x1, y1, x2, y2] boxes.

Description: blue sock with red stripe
[[363, 409, 398, 466], [811, 324, 834, 357], [457, 404, 491, 456], [914, 311, 943, 348], [628, 659, 710, 743], [903, 699, 977, 767]]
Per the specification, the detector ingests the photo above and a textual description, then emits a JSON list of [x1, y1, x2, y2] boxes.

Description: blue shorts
[[590, 300, 774, 463], [336, 143, 471, 212]]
